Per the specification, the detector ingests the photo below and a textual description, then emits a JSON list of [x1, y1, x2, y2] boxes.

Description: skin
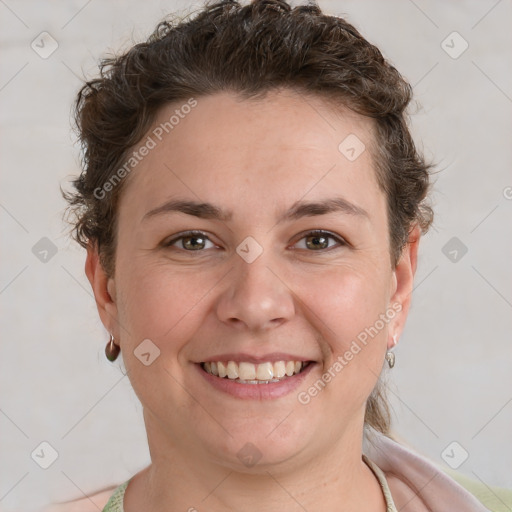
[[86, 88, 420, 511]]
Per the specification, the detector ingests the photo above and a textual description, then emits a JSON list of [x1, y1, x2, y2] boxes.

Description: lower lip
[[196, 362, 315, 400]]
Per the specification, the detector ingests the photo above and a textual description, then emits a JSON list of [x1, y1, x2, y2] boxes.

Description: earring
[[385, 351, 395, 368], [386, 334, 398, 368], [105, 334, 121, 362]]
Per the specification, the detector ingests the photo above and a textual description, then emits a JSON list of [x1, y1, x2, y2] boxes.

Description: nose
[[215, 252, 295, 332]]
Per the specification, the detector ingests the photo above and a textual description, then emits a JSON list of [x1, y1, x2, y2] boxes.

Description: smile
[[201, 360, 311, 384]]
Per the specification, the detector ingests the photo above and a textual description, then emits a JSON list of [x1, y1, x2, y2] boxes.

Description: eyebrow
[[141, 197, 369, 223]]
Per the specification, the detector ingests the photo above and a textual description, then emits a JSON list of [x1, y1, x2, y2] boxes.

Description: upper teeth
[[203, 360, 305, 381]]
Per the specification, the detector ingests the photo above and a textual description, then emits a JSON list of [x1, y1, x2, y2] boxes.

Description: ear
[[85, 243, 119, 338], [388, 224, 421, 349]]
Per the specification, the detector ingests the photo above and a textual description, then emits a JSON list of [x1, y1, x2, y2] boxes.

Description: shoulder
[[443, 468, 512, 512], [42, 487, 118, 512], [366, 429, 512, 511]]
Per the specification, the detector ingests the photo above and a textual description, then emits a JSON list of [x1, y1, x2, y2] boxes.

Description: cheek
[[115, 264, 216, 411], [115, 260, 219, 348], [299, 269, 390, 404], [299, 264, 390, 396], [298, 263, 390, 346]]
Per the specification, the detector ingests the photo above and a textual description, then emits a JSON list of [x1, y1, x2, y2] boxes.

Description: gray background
[[0, 0, 511, 510]]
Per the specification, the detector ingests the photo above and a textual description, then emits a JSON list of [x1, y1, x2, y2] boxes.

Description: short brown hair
[[63, 0, 434, 436]]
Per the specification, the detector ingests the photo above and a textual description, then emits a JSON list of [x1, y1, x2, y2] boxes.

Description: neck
[[124, 412, 387, 512]]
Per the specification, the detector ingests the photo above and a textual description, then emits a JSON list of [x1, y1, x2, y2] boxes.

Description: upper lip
[[198, 353, 316, 364]]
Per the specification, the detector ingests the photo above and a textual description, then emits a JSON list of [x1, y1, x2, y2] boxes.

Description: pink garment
[[364, 428, 489, 511]]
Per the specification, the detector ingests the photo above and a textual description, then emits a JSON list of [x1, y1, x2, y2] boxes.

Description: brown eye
[[164, 231, 215, 251], [294, 230, 345, 251], [181, 235, 207, 250]]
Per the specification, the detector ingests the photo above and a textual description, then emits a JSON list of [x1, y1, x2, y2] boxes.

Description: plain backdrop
[[0, 0, 511, 510]]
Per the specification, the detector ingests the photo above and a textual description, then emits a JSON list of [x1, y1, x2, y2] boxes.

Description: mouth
[[200, 360, 313, 384]]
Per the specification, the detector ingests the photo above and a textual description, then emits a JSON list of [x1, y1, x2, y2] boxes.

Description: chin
[[198, 418, 312, 472]]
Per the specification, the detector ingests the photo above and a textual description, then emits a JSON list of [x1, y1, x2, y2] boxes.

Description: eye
[[162, 229, 346, 253], [293, 230, 346, 251], [163, 231, 216, 251]]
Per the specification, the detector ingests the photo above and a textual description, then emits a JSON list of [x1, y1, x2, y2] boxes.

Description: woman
[[50, 1, 510, 510]]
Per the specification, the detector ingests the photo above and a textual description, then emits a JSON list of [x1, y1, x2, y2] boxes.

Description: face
[[87, 88, 418, 472]]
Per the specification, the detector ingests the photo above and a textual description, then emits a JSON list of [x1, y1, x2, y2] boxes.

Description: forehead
[[118, 89, 384, 224]]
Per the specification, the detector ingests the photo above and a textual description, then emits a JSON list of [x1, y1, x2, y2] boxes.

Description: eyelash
[[163, 229, 347, 253]]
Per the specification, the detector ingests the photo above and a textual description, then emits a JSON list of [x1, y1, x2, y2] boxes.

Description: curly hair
[[63, 0, 434, 436]]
